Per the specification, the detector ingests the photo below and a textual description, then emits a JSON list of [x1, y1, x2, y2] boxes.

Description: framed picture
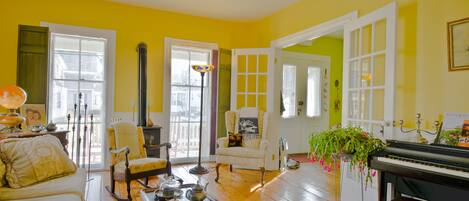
[[20, 104, 46, 127], [447, 17, 469, 71]]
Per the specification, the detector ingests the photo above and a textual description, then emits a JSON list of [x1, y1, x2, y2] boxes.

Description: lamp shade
[[0, 85, 27, 109], [192, 64, 215, 73]]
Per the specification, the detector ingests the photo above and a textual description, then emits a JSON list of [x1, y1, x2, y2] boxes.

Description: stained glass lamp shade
[[192, 64, 214, 73], [0, 85, 27, 133]]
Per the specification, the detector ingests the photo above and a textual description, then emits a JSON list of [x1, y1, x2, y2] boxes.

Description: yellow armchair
[[105, 122, 172, 201]]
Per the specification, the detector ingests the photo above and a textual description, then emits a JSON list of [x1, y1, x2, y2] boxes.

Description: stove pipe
[[137, 43, 147, 127]]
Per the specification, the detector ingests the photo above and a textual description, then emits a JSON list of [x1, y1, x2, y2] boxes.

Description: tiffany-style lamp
[[189, 64, 214, 175], [0, 85, 27, 133]]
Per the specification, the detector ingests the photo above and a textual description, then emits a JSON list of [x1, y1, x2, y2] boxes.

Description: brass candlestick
[[399, 113, 441, 144]]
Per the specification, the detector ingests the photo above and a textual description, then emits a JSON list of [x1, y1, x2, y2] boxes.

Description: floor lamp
[[189, 64, 214, 175]]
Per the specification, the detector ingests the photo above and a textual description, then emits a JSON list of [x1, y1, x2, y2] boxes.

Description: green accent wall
[[283, 36, 343, 127]]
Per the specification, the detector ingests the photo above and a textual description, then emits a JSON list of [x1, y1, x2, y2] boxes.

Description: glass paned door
[[48, 33, 107, 168], [169, 47, 211, 161], [342, 2, 396, 139], [231, 48, 272, 112]]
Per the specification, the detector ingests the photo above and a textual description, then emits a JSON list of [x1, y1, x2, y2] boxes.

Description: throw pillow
[[0, 135, 76, 188], [228, 132, 243, 147], [0, 156, 5, 187]]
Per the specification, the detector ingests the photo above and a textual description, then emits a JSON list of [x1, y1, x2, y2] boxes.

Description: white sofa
[[0, 168, 86, 201]]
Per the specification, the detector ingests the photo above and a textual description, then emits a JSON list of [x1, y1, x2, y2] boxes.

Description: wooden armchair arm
[[143, 143, 172, 161], [109, 146, 130, 168]]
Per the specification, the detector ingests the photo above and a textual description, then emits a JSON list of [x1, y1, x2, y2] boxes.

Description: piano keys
[[369, 140, 469, 201]]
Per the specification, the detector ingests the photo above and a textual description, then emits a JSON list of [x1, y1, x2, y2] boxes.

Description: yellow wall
[[283, 37, 343, 127], [416, 0, 469, 127], [1, 0, 468, 127], [0, 0, 253, 113]]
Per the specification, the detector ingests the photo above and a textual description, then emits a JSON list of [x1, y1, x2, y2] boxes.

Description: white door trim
[[270, 11, 358, 48], [41, 22, 116, 168]]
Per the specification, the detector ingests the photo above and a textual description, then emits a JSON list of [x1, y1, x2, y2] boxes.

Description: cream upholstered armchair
[[105, 122, 172, 201], [215, 108, 269, 185]]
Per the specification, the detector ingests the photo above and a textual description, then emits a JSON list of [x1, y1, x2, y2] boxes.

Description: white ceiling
[[110, 0, 299, 21]]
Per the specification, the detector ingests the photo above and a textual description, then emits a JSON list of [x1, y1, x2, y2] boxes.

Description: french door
[[48, 33, 107, 168], [169, 46, 211, 162], [342, 2, 396, 139]]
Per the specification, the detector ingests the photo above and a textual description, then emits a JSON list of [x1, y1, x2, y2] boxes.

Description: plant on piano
[[308, 127, 385, 182], [439, 129, 461, 146]]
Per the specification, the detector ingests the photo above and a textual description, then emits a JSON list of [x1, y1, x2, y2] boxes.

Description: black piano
[[369, 140, 469, 201]]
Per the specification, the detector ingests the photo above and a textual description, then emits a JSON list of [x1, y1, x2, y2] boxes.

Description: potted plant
[[308, 126, 385, 182]]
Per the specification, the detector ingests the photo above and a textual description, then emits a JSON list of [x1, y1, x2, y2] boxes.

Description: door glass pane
[[49, 80, 78, 123], [81, 54, 104, 81], [307, 67, 321, 117], [361, 24, 373, 56], [361, 57, 372, 87], [237, 75, 246, 92], [373, 54, 386, 86], [348, 91, 360, 119], [248, 55, 257, 73], [360, 90, 370, 120], [80, 82, 104, 123], [350, 29, 360, 58], [375, 19, 387, 52], [247, 75, 256, 92], [171, 49, 190, 85], [282, 64, 296, 118], [372, 89, 385, 121], [53, 51, 79, 80], [349, 60, 360, 88]]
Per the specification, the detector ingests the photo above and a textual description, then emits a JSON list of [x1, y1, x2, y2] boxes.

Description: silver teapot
[[185, 183, 208, 201]]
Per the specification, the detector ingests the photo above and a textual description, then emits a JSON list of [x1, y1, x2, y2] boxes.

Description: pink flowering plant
[[308, 127, 385, 182], [439, 129, 461, 146]]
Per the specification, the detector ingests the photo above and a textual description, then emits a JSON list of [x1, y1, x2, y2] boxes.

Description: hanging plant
[[308, 127, 385, 182]]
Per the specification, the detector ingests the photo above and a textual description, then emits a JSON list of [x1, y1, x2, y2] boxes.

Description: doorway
[[279, 32, 342, 154]]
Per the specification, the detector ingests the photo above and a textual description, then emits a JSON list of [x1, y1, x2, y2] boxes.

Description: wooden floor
[[87, 162, 340, 201]]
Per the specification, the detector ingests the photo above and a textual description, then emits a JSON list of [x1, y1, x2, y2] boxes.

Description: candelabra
[[399, 113, 441, 144]]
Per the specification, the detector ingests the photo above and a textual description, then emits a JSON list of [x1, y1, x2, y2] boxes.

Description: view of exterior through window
[[48, 33, 106, 168], [282, 64, 296, 118], [307, 67, 321, 117], [169, 47, 211, 161]]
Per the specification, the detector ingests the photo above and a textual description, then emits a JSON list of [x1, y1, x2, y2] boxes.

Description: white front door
[[342, 2, 397, 139], [280, 51, 330, 154]]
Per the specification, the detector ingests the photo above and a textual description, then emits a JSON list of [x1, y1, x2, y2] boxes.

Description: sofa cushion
[[216, 147, 264, 158], [0, 135, 76, 188], [9, 193, 82, 201], [0, 168, 86, 201], [0, 156, 5, 187], [114, 158, 167, 180]]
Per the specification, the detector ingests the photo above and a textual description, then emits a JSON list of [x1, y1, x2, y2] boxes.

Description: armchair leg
[[144, 177, 149, 186], [260, 167, 265, 186], [215, 163, 221, 182], [126, 180, 132, 201], [229, 164, 233, 172]]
